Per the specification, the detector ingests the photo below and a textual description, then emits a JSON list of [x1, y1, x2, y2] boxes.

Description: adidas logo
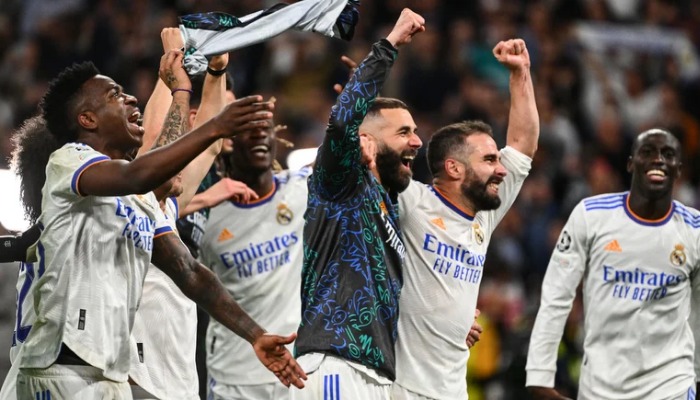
[[604, 239, 622, 252], [217, 228, 234, 242], [431, 218, 446, 230]]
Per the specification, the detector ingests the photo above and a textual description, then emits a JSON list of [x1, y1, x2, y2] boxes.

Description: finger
[[474, 308, 481, 318], [230, 95, 264, 108], [249, 188, 259, 199], [231, 120, 273, 133], [333, 83, 343, 95], [340, 55, 358, 70]]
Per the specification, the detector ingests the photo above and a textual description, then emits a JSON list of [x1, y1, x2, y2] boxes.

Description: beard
[[375, 142, 414, 193], [461, 169, 502, 211]]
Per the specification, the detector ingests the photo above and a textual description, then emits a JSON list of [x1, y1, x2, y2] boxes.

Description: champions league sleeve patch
[[556, 230, 572, 252]]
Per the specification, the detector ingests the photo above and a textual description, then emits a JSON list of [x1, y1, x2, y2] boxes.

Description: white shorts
[[207, 376, 289, 400], [390, 383, 434, 400], [289, 354, 390, 400], [17, 364, 132, 400]]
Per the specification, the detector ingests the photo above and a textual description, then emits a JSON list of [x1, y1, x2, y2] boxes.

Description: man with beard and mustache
[[292, 8, 425, 400], [391, 38, 539, 400], [526, 128, 700, 400]]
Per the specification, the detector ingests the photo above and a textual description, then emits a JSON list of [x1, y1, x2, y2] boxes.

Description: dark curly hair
[[10, 115, 56, 223], [40, 61, 100, 145]]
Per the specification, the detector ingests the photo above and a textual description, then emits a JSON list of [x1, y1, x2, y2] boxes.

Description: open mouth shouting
[[128, 109, 143, 135]]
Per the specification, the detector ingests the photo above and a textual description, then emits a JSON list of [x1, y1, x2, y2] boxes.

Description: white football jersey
[[129, 197, 199, 399], [395, 146, 532, 399], [17, 143, 173, 382], [526, 192, 700, 399], [199, 167, 310, 385]]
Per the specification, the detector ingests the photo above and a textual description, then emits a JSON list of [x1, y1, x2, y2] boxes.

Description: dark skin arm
[[0, 223, 41, 263], [151, 233, 307, 388]]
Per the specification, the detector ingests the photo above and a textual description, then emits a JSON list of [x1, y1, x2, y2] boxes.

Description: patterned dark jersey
[[175, 165, 221, 258], [295, 39, 406, 380]]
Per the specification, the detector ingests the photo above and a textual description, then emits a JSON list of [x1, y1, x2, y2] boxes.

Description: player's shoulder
[[579, 192, 626, 213], [49, 142, 108, 167], [275, 166, 313, 184], [672, 200, 700, 230]]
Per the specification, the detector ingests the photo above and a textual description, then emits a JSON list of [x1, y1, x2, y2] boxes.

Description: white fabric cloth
[[526, 192, 700, 399], [180, 0, 352, 74], [394, 146, 532, 400], [17, 364, 132, 400], [17, 143, 173, 382]]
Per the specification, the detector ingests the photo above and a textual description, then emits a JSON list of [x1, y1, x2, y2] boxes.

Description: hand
[[216, 178, 258, 204], [528, 386, 573, 400], [161, 27, 184, 52], [386, 8, 426, 48], [253, 332, 307, 388], [360, 133, 377, 170], [333, 55, 359, 94], [159, 50, 192, 92], [209, 53, 229, 73], [492, 38, 530, 72], [212, 95, 275, 138], [466, 309, 483, 348]]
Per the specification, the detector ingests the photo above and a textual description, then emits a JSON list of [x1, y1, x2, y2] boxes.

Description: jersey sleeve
[[312, 39, 397, 200], [45, 144, 110, 200], [691, 242, 700, 382], [526, 200, 589, 388], [153, 202, 175, 238], [482, 146, 531, 236]]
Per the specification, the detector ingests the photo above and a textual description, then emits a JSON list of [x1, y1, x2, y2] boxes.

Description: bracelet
[[171, 88, 193, 96], [207, 66, 226, 76]]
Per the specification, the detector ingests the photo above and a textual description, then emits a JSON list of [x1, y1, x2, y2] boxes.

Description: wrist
[[249, 326, 267, 345], [207, 66, 227, 77], [171, 88, 193, 96]]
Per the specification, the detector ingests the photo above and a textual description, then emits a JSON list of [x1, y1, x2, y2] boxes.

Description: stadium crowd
[[1, 1, 699, 399]]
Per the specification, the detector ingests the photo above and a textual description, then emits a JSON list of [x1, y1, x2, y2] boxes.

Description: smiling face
[[363, 107, 422, 193], [627, 129, 681, 200], [81, 75, 143, 156], [456, 133, 507, 211], [230, 120, 276, 176]]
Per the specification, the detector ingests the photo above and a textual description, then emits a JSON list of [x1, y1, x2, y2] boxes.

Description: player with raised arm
[[291, 8, 425, 400], [526, 128, 700, 400], [391, 38, 538, 400]]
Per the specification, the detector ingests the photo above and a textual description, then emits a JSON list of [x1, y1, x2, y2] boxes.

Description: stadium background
[[0, 0, 699, 399]]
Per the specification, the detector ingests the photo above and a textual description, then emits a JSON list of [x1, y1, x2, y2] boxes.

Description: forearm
[[180, 192, 212, 217], [506, 67, 539, 158], [137, 79, 172, 156], [316, 39, 397, 190], [0, 223, 41, 263], [178, 71, 228, 210], [175, 256, 265, 343]]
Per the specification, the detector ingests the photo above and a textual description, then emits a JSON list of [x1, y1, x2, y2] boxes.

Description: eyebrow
[[397, 125, 417, 133]]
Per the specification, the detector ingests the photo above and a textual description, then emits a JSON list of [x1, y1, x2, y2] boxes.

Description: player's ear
[[444, 158, 462, 179], [78, 111, 98, 131]]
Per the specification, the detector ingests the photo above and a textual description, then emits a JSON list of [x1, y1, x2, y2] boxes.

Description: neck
[[229, 168, 274, 197], [627, 189, 673, 220], [433, 179, 476, 216]]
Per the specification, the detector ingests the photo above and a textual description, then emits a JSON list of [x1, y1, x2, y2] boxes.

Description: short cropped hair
[[366, 97, 408, 119], [40, 62, 100, 145], [427, 120, 493, 177]]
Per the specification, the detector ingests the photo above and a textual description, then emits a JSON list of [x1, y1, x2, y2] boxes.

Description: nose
[[124, 93, 138, 105], [495, 161, 508, 177], [408, 133, 422, 149], [249, 126, 270, 139]]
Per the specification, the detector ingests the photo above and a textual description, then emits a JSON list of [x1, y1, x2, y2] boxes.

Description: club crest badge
[[276, 203, 293, 225], [473, 223, 484, 245], [670, 244, 686, 266]]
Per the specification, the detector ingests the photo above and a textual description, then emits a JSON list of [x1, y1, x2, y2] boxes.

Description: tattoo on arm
[[154, 100, 191, 149]]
